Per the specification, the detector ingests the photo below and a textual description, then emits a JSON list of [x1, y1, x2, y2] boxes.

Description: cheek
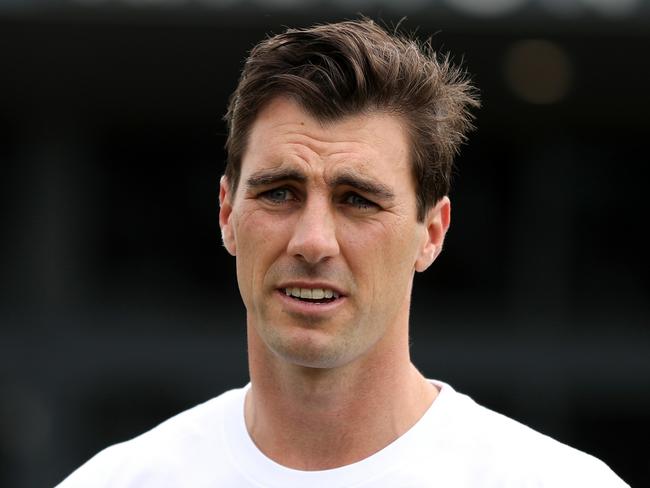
[[387, 219, 422, 268], [341, 219, 417, 292], [234, 210, 291, 290], [360, 219, 419, 267], [367, 222, 420, 299]]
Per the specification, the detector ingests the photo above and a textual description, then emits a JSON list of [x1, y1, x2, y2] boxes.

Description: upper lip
[[277, 282, 346, 296]]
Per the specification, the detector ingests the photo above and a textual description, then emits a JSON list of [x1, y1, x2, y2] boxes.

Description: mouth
[[281, 287, 341, 304]]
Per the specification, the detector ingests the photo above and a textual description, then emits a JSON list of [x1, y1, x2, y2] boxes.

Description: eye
[[260, 187, 296, 203], [343, 193, 377, 210]]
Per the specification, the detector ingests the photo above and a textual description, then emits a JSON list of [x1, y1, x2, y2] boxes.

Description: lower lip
[[276, 290, 346, 315]]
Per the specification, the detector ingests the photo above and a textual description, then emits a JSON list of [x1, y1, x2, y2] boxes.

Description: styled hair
[[224, 18, 479, 221]]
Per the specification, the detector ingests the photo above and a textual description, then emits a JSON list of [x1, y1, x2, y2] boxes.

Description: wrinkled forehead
[[240, 97, 413, 183]]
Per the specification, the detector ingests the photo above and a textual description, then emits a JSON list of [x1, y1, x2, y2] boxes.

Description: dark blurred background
[[1, 0, 649, 486]]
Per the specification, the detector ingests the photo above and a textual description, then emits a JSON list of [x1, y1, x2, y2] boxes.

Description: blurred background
[[1, 0, 649, 486]]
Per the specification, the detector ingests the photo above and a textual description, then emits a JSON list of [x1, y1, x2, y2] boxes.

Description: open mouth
[[282, 287, 340, 304]]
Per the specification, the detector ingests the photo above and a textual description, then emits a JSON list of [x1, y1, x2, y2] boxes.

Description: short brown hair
[[224, 18, 479, 221]]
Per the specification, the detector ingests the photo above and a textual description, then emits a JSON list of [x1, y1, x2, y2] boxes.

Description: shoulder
[[426, 381, 629, 488], [55, 386, 246, 488]]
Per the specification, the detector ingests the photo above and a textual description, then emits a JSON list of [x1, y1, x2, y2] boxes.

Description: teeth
[[300, 288, 312, 299], [283, 287, 340, 299]]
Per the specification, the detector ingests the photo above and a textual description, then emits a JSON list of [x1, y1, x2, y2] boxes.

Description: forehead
[[241, 97, 412, 185]]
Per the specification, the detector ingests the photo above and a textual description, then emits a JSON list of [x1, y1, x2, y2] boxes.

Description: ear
[[219, 176, 237, 256], [415, 196, 451, 273]]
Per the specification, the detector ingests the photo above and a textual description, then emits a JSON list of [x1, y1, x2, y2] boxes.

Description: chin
[[267, 332, 352, 370]]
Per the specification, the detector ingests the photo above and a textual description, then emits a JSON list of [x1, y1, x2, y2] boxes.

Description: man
[[58, 19, 628, 487]]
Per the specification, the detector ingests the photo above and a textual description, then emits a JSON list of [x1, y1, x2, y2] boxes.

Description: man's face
[[220, 97, 449, 370]]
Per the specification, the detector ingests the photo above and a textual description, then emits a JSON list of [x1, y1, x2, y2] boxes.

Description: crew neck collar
[[222, 380, 453, 488]]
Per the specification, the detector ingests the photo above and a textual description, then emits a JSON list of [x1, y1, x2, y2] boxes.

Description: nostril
[[287, 227, 340, 263]]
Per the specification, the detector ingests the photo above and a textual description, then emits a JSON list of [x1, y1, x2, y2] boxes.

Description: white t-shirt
[[56, 380, 629, 487]]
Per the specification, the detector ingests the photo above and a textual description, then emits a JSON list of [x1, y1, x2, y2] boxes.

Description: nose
[[287, 196, 340, 264]]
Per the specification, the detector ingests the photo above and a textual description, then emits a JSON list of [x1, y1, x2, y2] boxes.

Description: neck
[[244, 319, 437, 470]]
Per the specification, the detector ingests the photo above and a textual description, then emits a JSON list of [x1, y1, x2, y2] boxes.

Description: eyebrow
[[245, 167, 307, 189], [245, 166, 395, 201], [329, 170, 395, 201]]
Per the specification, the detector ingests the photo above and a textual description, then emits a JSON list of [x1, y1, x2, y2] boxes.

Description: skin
[[219, 97, 451, 470]]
